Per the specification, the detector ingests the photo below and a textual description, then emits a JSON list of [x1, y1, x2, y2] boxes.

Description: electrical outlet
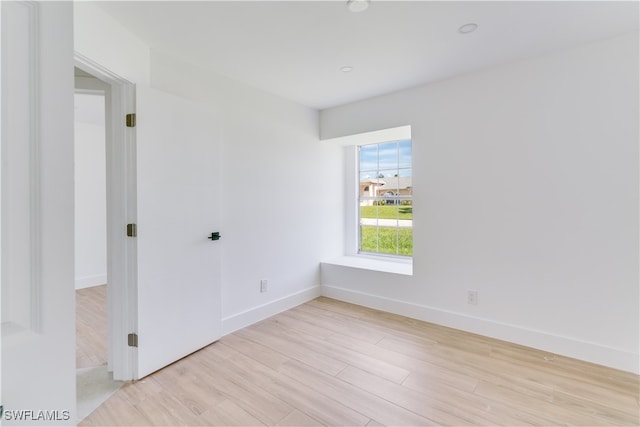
[[467, 290, 478, 305], [260, 279, 268, 293]]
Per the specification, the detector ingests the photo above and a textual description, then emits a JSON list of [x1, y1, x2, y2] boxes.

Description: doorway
[[74, 53, 137, 387], [74, 68, 124, 421], [73, 53, 223, 388]]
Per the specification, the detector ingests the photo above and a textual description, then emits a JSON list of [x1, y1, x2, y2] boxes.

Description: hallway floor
[[76, 285, 123, 423]]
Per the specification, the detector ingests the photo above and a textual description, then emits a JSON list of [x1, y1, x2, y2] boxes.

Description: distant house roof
[[361, 176, 412, 191]]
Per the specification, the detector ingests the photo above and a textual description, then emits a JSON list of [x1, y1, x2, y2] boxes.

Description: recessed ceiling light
[[340, 66, 354, 73], [458, 23, 478, 34], [347, 0, 370, 13]]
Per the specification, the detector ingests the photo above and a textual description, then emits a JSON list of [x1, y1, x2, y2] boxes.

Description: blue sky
[[359, 139, 412, 180]]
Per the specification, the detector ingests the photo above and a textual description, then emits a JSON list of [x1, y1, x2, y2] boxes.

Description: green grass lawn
[[360, 205, 413, 220], [360, 226, 413, 256]]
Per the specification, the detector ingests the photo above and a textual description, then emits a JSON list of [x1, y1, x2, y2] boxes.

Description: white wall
[[74, 93, 107, 289], [74, 4, 343, 334], [150, 52, 344, 332], [320, 32, 639, 373], [74, 2, 150, 84]]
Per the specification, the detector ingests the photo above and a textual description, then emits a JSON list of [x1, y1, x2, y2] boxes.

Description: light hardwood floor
[[79, 295, 639, 426], [77, 284, 108, 368]]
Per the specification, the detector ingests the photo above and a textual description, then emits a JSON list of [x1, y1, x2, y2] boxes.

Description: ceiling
[[96, 1, 639, 110]]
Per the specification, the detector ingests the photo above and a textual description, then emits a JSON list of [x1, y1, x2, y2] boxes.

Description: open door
[[1, 2, 76, 423], [134, 86, 222, 378]]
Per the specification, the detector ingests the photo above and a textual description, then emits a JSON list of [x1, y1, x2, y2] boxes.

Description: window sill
[[322, 255, 413, 276]]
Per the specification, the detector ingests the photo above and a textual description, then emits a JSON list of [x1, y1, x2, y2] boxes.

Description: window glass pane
[[360, 225, 379, 253], [378, 141, 399, 170], [399, 203, 412, 219], [399, 139, 412, 169], [378, 170, 399, 198], [360, 203, 376, 222], [397, 228, 413, 256], [359, 144, 378, 173], [399, 170, 412, 200], [358, 139, 412, 257], [360, 171, 375, 181], [376, 227, 399, 255]]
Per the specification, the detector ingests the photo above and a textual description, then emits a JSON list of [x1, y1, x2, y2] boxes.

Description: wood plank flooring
[[79, 296, 639, 426], [77, 284, 108, 368]]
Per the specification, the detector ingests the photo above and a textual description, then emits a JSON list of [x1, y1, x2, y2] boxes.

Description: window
[[358, 139, 412, 257]]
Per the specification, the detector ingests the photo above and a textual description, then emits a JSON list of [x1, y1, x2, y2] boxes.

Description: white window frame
[[328, 126, 412, 263]]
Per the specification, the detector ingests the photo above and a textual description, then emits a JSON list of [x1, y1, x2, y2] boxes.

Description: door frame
[[74, 52, 137, 381]]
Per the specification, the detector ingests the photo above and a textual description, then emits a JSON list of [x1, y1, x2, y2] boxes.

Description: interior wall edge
[[221, 285, 321, 336]]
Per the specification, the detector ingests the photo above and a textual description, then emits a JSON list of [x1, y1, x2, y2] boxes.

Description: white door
[[1, 1, 76, 422], [135, 86, 222, 378]]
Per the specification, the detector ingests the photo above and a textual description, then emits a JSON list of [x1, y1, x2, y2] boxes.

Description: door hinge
[[126, 113, 136, 128], [126, 223, 137, 237], [128, 333, 138, 347]]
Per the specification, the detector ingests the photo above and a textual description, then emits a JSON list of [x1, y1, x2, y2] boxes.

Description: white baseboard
[[222, 286, 321, 336], [321, 284, 639, 374], [75, 274, 107, 289]]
